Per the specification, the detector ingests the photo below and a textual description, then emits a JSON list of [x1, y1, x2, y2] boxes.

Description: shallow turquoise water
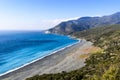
[[0, 31, 78, 75]]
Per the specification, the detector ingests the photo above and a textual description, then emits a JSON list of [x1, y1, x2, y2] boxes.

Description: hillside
[[26, 25, 120, 80], [73, 24, 120, 47], [49, 12, 120, 35]]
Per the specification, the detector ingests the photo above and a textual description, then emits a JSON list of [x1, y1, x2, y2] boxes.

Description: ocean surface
[[0, 31, 78, 75]]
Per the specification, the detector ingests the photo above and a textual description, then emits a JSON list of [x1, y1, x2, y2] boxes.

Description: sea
[[0, 31, 79, 76]]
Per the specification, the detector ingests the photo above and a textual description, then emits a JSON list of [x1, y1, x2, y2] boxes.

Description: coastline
[[0, 40, 80, 77], [0, 39, 93, 80]]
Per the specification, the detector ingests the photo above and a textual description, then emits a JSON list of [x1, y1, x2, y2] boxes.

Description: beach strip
[[0, 39, 92, 80]]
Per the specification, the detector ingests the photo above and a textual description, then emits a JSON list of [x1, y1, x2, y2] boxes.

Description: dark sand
[[0, 40, 93, 80]]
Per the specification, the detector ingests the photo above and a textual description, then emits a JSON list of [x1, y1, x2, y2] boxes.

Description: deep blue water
[[0, 31, 78, 75]]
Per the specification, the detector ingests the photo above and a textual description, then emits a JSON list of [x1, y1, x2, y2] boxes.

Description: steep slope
[[73, 24, 120, 42], [26, 25, 120, 80], [49, 12, 120, 35]]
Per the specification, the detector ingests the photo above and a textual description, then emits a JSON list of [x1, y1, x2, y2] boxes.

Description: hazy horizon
[[0, 0, 120, 30]]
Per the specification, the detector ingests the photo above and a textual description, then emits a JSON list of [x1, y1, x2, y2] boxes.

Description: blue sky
[[0, 0, 120, 30]]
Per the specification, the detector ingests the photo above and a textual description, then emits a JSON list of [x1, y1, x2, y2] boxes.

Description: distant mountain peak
[[78, 17, 92, 20], [113, 12, 120, 15], [49, 12, 120, 35]]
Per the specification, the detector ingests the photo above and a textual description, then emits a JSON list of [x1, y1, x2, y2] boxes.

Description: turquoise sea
[[0, 31, 78, 75]]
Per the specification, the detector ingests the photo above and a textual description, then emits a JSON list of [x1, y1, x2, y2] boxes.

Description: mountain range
[[27, 23, 120, 80], [48, 12, 120, 35]]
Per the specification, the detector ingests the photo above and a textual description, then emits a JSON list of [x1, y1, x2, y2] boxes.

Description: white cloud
[[40, 17, 79, 30], [0, 16, 79, 30]]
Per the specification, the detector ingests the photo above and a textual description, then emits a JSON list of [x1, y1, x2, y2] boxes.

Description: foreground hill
[[49, 12, 120, 35], [26, 25, 120, 80]]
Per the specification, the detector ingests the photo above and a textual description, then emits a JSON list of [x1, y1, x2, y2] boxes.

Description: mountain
[[72, 24, 120, 41], [26, 25, 120, 80], [48, 12, 120, 35]]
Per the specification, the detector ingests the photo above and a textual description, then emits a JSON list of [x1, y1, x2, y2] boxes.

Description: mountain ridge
[[26, 24, 120, 80], [48, 12, 120, 35]]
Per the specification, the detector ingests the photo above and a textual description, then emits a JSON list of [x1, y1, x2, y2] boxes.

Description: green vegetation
[[26, 25, 120, 80]]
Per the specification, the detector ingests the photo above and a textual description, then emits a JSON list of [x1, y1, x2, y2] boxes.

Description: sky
[[0, 0, 120, 30]]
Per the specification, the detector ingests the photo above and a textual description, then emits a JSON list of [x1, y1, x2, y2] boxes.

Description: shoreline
[[0, 39, 93, 80], [0, 40, 80, 77], [0, 40, 84, 80]]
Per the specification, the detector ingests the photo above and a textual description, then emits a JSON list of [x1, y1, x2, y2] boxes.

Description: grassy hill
[[73, 24, 120, 48], [26, 25, 120, 80]]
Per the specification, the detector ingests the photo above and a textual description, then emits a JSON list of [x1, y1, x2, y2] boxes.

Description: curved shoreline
[[0, 39, 93, 80], [0, 40, 80, 77]]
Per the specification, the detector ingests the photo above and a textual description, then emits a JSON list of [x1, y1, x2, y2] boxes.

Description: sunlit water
[[0, 31, 78, 75]]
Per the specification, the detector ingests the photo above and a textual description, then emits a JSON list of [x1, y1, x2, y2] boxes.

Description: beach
[[0, 39, 93, 80]]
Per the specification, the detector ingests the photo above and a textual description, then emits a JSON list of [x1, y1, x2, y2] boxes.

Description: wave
[[0, 40, 80, 77]]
